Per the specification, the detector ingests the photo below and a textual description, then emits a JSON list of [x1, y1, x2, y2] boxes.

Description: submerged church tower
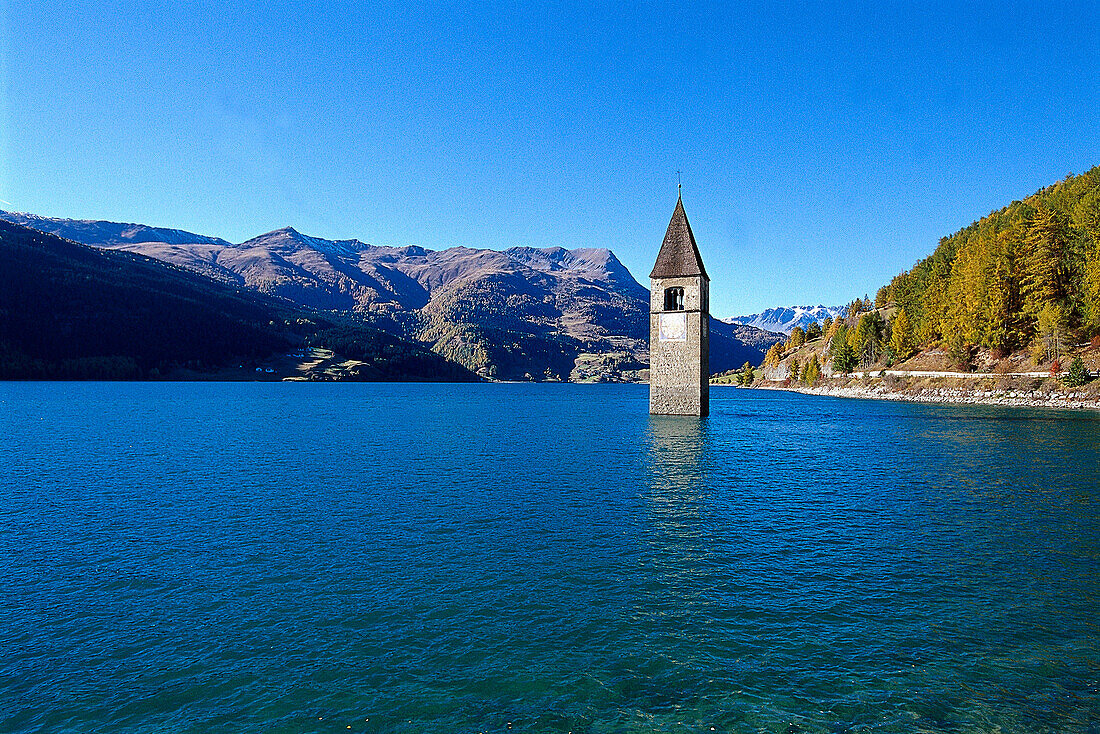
[[649, 194, 710, 416]]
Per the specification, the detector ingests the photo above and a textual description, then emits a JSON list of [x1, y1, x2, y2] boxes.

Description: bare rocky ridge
[[2, 210, 779, 381]]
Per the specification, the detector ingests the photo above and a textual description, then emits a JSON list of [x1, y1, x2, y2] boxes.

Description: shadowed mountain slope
[[0, 219, 478, 381]]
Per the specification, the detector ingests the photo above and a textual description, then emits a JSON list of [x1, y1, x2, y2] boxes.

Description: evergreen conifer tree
[[1064, 356, 1089, 387], [830, 323, 857, 374]]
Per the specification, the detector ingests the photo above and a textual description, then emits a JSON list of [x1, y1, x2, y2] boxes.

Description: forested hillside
[[752, 167, 1100, 390], [882, 166, 1100, 356]]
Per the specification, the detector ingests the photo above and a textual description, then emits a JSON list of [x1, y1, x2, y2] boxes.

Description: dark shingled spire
[[649, 195, 708, 280]]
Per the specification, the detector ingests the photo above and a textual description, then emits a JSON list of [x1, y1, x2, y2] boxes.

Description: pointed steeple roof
[[650, 195, 708, 280]]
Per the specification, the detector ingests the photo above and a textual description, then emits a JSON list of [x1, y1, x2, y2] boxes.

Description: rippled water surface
[[2, 382, 1099, 733]]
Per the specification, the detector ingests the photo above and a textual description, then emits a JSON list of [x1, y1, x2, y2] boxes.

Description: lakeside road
[[849, 369, 1057, 379], [725, 380, 1100, 411]]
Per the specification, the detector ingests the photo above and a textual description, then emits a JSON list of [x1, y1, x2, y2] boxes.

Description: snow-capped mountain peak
[[723, 305, 845, 335]]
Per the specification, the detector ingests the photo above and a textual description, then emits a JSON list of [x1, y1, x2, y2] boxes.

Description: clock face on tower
[[658, 311, 687, 342]]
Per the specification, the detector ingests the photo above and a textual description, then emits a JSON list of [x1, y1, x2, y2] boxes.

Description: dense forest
[[882, 165, 1100, 358], [0, 220, 478, 381], [757, 166, 1100, 382]]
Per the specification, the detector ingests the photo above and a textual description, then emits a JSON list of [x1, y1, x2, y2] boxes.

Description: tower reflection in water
[[645, 414, 709, 501], [640, 414, 718, 600]]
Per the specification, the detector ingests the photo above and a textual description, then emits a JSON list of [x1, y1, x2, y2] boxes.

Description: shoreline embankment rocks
[[734, 377, 1100, 411]]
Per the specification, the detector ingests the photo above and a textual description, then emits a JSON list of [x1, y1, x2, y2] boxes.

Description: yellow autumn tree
[[890, 308, 914, 361], [786, 326, 805, 351]]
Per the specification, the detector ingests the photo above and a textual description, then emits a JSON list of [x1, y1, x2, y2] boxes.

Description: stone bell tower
[[649, 194, 709, 416]]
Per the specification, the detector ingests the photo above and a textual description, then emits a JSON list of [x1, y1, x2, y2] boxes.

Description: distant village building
[[649, 194, 710, 416]]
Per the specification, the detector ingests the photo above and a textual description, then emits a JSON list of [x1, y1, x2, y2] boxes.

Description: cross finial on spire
[[677, 170, 682, 199]]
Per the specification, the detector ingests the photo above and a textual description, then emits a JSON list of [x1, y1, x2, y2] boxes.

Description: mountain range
[[0, 219, 476, 381], [2, 211, 783, 380], [724, 305, 846, 335]]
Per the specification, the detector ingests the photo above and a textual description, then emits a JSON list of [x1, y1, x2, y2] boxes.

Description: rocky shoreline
[[741, 378, 1100, 411]]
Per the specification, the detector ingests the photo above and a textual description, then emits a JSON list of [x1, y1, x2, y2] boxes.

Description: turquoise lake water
[[2, 382, 1099, 733]]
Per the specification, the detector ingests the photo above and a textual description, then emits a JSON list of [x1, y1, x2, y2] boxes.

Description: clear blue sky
[[2, 1, 1098, 317]]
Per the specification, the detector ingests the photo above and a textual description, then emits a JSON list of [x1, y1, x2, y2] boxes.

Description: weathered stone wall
[[649, 276, 709, 416]]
